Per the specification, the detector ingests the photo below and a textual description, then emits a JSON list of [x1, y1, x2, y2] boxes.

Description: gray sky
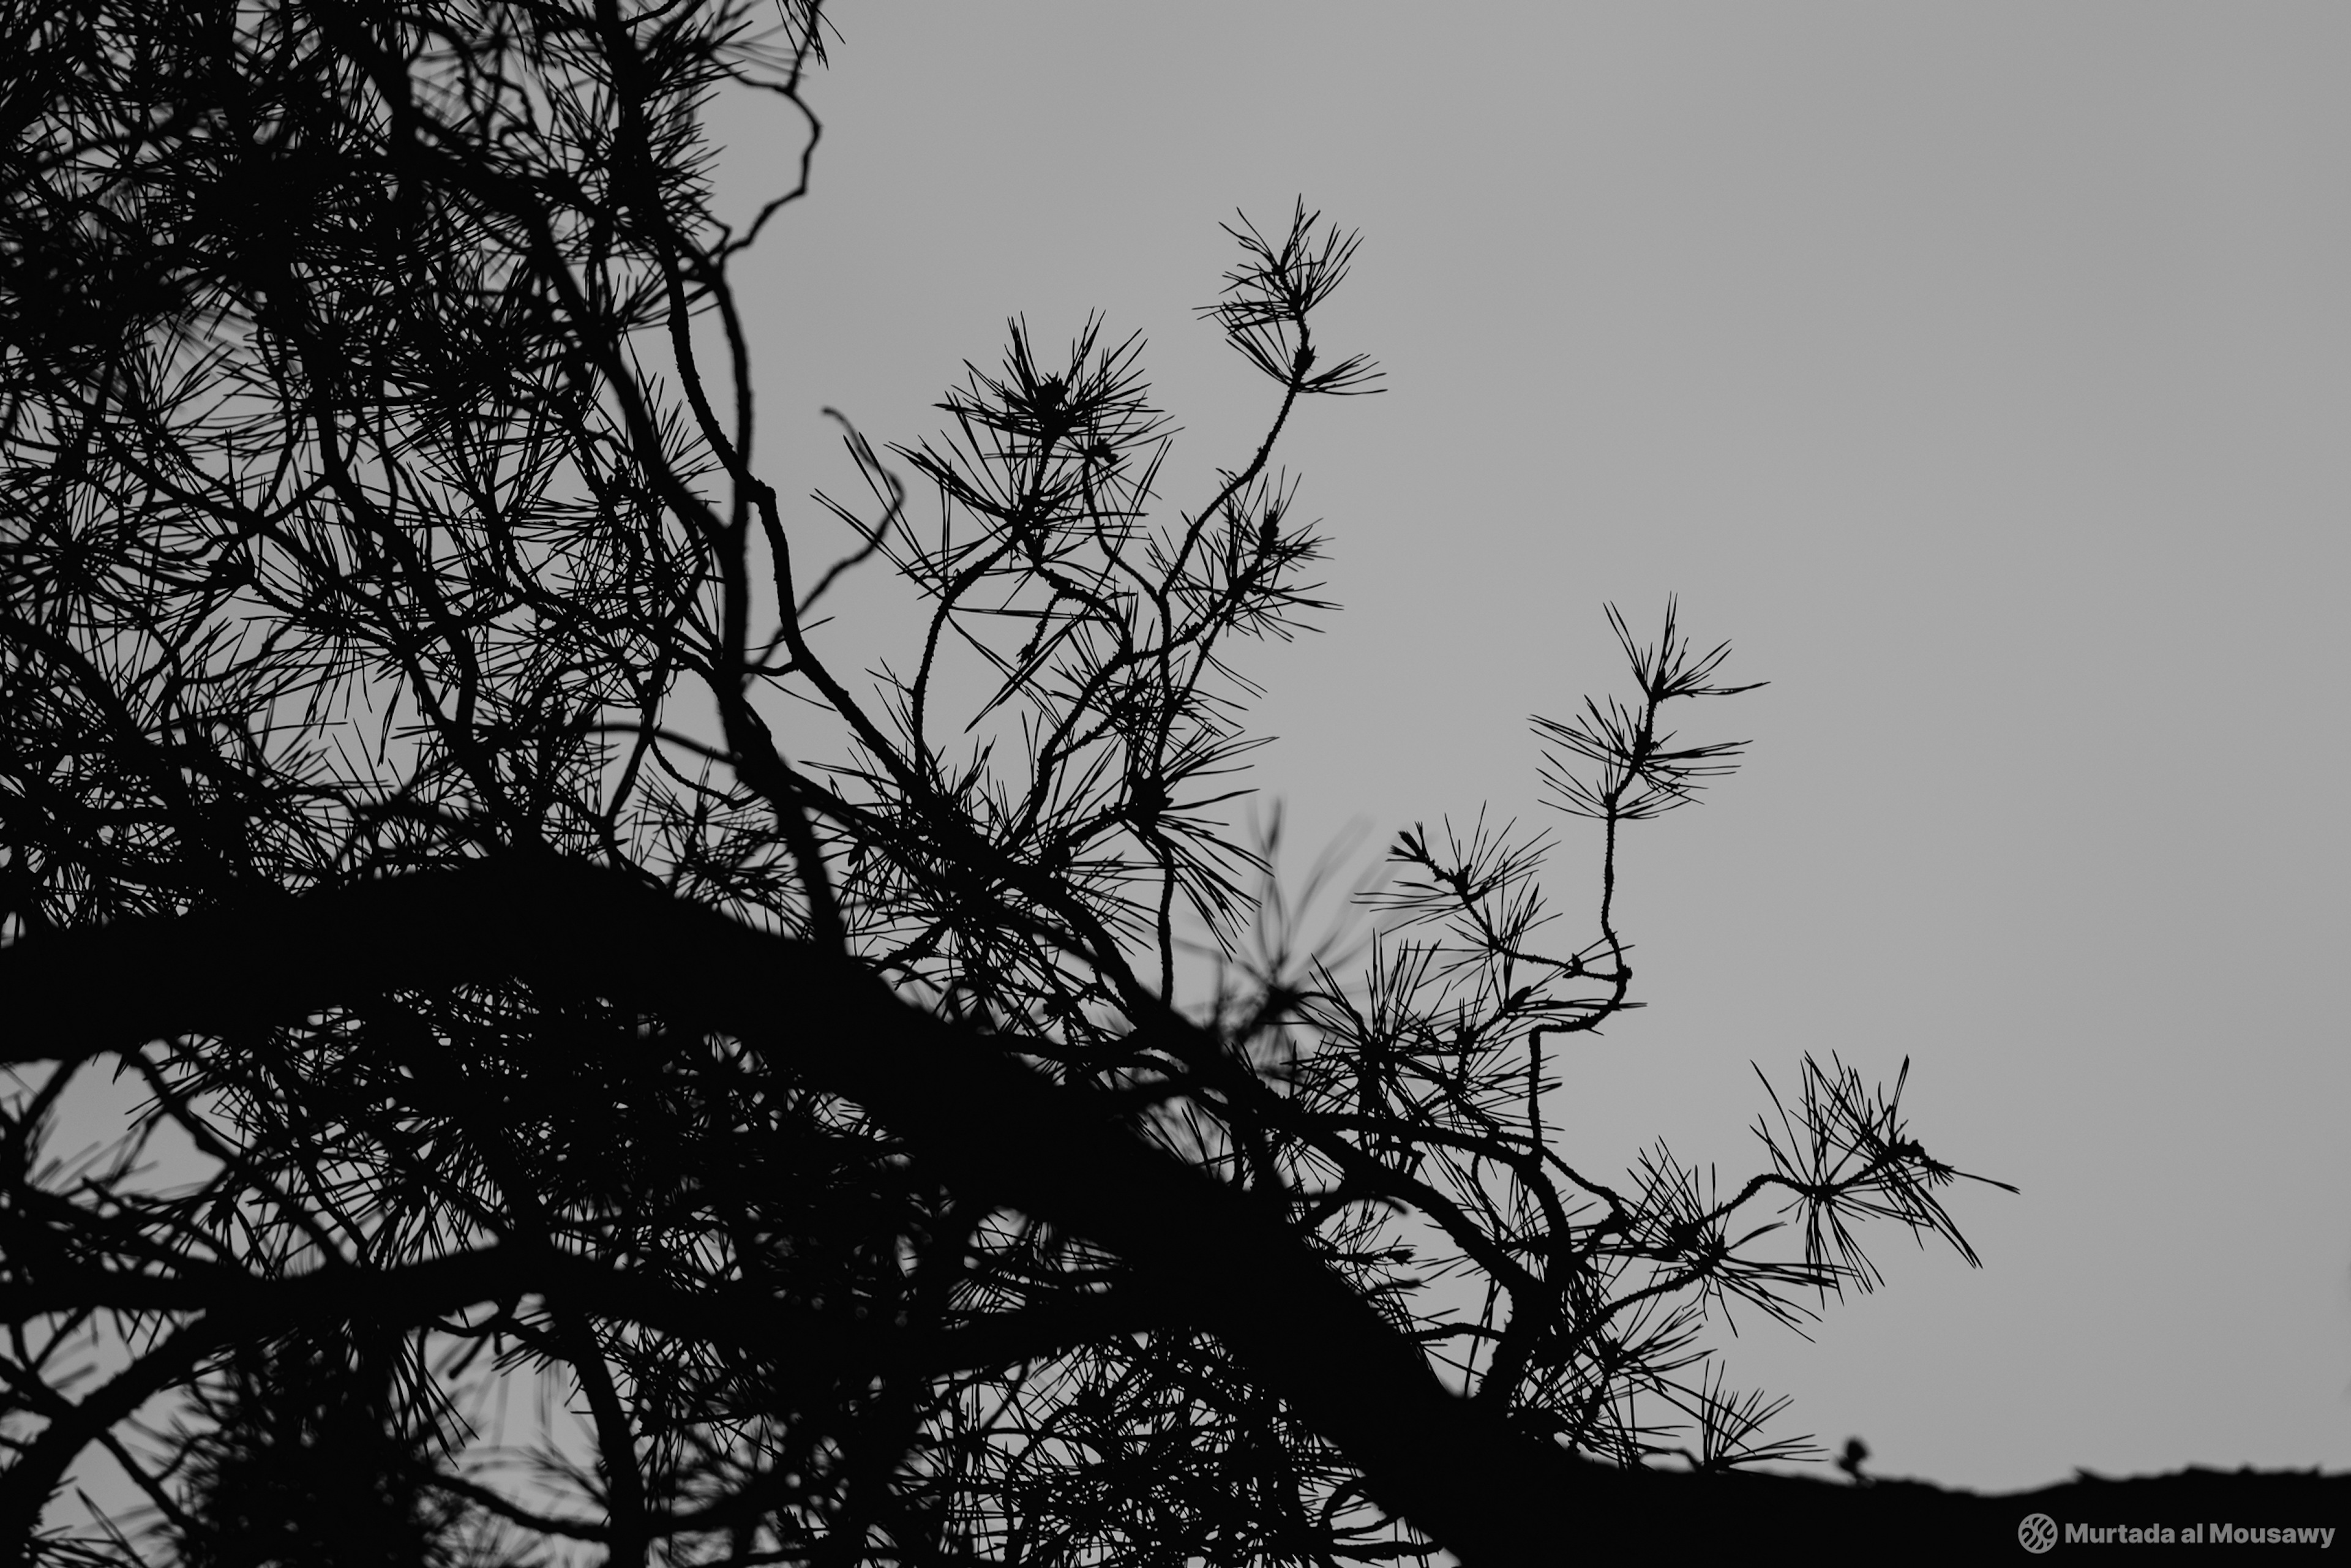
[[723, 2, 2351, 1491]]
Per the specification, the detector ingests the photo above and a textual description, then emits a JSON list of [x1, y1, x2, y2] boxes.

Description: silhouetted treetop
[[0, 4, 2008, 1564]]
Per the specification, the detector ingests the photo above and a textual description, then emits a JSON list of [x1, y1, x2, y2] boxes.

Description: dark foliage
[[0, 2, 2014, 1563]]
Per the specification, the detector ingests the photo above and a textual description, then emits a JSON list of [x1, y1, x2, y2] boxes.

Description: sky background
[[718, 3, 2351, 1492]]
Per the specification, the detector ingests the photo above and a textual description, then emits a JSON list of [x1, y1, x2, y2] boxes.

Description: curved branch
[[0, 857, 1590, 1562]]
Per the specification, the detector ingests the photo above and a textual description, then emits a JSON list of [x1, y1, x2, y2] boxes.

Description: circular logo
[[2018, 1513, 2060, 1555]]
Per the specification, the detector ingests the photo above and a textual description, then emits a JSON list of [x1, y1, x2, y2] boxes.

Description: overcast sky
[[722, 2, 2351, 1492]]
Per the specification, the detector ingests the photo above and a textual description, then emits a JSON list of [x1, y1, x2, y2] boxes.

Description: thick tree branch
[[0, 857, 1592, 1561]]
